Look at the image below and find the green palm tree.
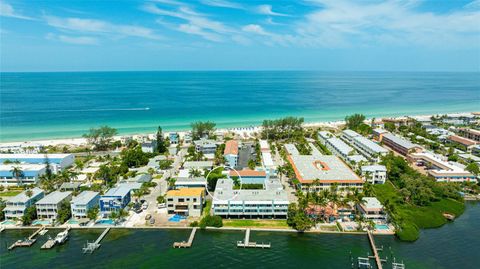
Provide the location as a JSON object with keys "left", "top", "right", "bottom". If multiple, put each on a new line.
{"left": 189, "top": 168, "right": 202, "bottom": 178}
{"left": 10, "top": 166, "right": 24, "bottom": 185}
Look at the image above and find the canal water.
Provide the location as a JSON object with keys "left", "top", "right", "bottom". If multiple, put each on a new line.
{"left": 1, "top": 202, "right": 478, "bottom": 269}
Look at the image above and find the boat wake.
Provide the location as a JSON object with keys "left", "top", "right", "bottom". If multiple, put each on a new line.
{"left": 10, "top": 107, "right": 151, "bottom": 113}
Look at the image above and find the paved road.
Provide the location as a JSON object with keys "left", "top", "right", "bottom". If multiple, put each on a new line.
{"left": 133, "top": 148, "right": 187, "bottom": 221}
{"left": 273, "top": 143, "right": 297, "bottom": 203}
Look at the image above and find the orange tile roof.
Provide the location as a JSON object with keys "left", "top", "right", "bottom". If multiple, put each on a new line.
{"left": 224, "top": 140, "right": 239, "bottom": 155}
{"left": 166, "top": 188, "right": 204, "bottom": 197}
{"left": 229, "top": 169, "right": 266, "bottom": 177}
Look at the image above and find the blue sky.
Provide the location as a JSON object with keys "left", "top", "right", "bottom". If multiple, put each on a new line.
{"left": 1, "top": 0, "right": 479, "bottom": 72}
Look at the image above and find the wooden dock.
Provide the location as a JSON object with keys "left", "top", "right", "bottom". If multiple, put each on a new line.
{"left": 173, "top": 227, "right": 197, "bottom": 248}
{"left": 8, "top": 226, "right": 45, "bottom": 250}
{"left": 237, "top": 229, "right": 270, "bottom": 249}
{"left": 367, "top": 231, "right": 383, "bottom": 269}
{"left": 82, "top": 227, "right": 111, "bottom": 254}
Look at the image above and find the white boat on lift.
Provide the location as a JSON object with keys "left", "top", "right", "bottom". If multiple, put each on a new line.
{"left": 55, "top": 230, "right": 69, "bottom": 244}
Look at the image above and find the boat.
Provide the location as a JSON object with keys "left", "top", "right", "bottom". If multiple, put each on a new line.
{"left": 443, "top": 212, "right": 455, "bottom": 221}
{"left": 54, "top": 230, "right": 69, "bottom": 244}
{"left": 39, "top": 229, "right": 48, "bottom": 236}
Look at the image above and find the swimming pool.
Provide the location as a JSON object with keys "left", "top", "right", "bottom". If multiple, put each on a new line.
{"left": 168, "top": 215, "right": 186, "bottom": 222}
{"left": 32, "top": 220, "right": 51, "bottom": 225}
{"left": 95, "top": 219, "right": 115, "bottom": 226}
{"left": 67, "top": 219, "right": 79, "bottom": 224}
{"left": 375, "top": 224, "right": 390, "bottom": 230}
{"left": 1, "top": 220, "right": 16, "bottom": 225}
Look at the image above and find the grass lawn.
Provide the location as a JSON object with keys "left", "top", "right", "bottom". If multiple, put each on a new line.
{"left": 373, "top": 181, "right": 465, "bottom": 241}
{"left": 223, "top": 219, "right": 289, "bottom": 229}
{"left": 202, "top": 200, "right": 212, "bottom": 217}
{"left": 0, "top": 190, "right": 22, "bottom": 197}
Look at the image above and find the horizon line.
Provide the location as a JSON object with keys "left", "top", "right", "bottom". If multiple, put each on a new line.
{"left": 1, "top": 69, "right": 479, "bottom": 74}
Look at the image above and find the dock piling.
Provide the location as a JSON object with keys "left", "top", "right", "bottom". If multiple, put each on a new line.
{"left": 236, "top": 228, "right": 271, "bottom": 249}
{"left": 173, "top": 227, "right": 197, "bottom": 248}
{"left": 82, "top": 227, "right": 111, "bottom": 254}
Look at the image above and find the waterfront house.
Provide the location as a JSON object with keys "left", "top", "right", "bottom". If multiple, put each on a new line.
{"left": 71, "top": 191, "right": 100, "bottom": 219}
{"left": 169, "top": 132, "right": 179, "bottom": 144}
{"left": 3, "top": 188, "right": 44, "bottom": 220}
{"left": 183, "top": 132, "right": 193, "bottom": 144}
{"left": 357, "top": 197, "right": 387, "bottom": 222}
{"left": 0, "top": 164, "right": 46, "bottom": 186}
{"left": 361, "top": 165, "right": 387, "bottom": 184}
{"left": 212, "top": 178, "right": 288, "bottom": 219}
{"left": 36, "top": 191, "right": 72, "bottom": 222}
{"left": 224, "top": 140, "right": 239, "bottom": 167}
{"left": 306, "top": 202, "right": 355, "bottom": 222}
{"left": 166, "top": 188, "right": 205, "bottom": 217}
{"left": 99, "top": 186, "right": 131, "bottom": 217}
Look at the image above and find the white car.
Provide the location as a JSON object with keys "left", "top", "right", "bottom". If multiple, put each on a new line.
{"left": 142, "top": 202, "right": 149, "bottom": 210}
{"left": 157, "top": 203, "right": 166, "bottom": 209}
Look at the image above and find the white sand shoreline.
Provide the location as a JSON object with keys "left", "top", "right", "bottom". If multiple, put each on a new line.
{"left": 0, "top": 111, "right": 475, "bottom": 148}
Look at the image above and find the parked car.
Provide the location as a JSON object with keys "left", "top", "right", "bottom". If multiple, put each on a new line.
{"left": 157, "top": 203, "right": 166, "bottom": 209}
{"left": 142, "top": 202, "right": 149, "bottom": 210}
{"left": 145, "top": 213, "right": 152, "bottom": 220}
{"left": 149, "top": 218, "right": 155, "bottom": 225}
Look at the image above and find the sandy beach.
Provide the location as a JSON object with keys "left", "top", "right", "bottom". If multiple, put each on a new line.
{"left": 0, "top": 111, "right": 475, "bottom": 149}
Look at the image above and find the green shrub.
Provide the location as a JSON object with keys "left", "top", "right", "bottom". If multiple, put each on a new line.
{"left": 199, "top": 215, "right": 223, "bottom": 229}
{"left": 190, "top": 221, "right": 199, "bottom": 227}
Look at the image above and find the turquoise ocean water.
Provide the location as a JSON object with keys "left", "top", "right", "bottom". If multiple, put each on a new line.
{"left": 1, "top": 71, "right": 479, "bottom": 142}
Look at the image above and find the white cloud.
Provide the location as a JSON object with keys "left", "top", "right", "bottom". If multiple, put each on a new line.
{"left": 294, "top": 0, "right": 480, "bottom": 47}
{"left": 201, "top": 0, "right": 244, "bottom": 10}
{"left": 46, "top": 33, "right": 98, "bottom": 45}
{"left": 256, "top": 4, "right": 289, "bottom": 17}
{"left": 143, "top": 3, "right": 236, "bottom": 41}
{"left": 242, "top": 24, "right": 268, "bottom": 35}
{"left": 44, "top": 15, "right": 161, "bottom": 40}
{"left": 178, "top": 24, "right": 223, "bottom": 41}
{"left": 0, "top": 2, "right": 34, "bottom": 20}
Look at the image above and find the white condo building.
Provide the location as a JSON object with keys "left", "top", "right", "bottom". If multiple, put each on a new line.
{"left": 0, "top": 164, "right": 46, "bottom": 186}
{"left": 212, "top": 178, "right": 289, "bottom": 219}
{"left": 342, "top": 130, "right": 388, "bottom": 162}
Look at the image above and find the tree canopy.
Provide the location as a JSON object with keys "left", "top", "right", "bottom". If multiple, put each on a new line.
{"left": 83, "top": 125, "right": 118, "bottom": 151}
{"left": 261, "top": 116, "right": 304, "bottom": 140}
{"left": 191, "top": 121, "right": 216, "bottom": 140}
{"left": 156, "top": 126, "right": 168, "bottom": 154}
{"left": 345, "top": 114, "right": 372, "bottom": 135}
